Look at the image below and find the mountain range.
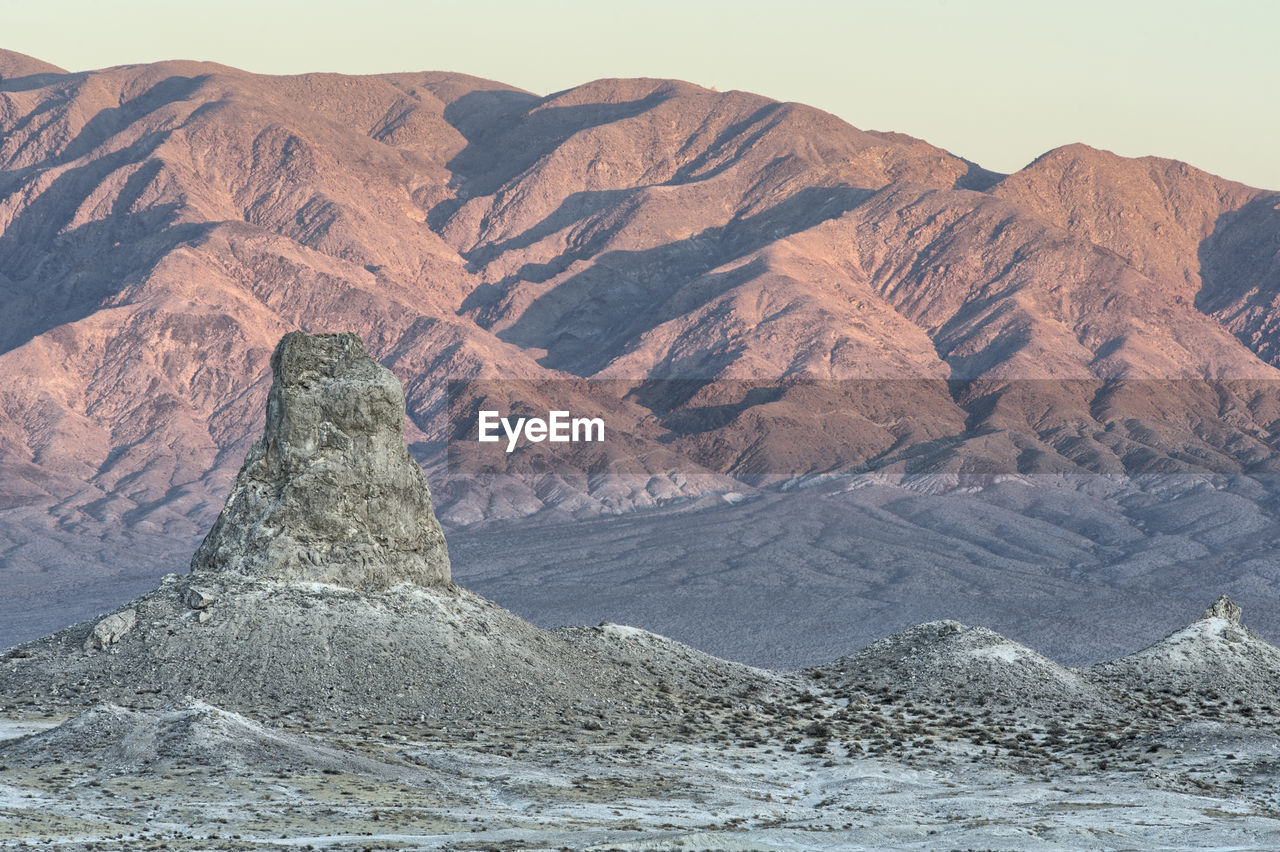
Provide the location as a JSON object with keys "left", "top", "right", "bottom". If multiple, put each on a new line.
{"left": 3, "top": 48, "right": 1280, "bottom": 654}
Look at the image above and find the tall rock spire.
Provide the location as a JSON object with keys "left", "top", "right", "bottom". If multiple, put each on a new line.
{"left": 190, "top": 331, "right": 450, "bottom": 589}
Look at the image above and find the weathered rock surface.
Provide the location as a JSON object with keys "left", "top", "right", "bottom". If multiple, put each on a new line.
{"left": 1202, "top": 594, "right": 1243, "bottom": 624}
{"left": 0, "top": 574, "right": 635, "bottom": 721}
{"left": 189, "top": 331, "right": 450, "bottom": 591}
{"left": 184, "top": 586, "right": 216, "bottom": 609}
{"left": 0, "top": 571, "right": 793, "bottom": 724}
{"left": 82, "top": 609, "right": 136, "bottom": 651}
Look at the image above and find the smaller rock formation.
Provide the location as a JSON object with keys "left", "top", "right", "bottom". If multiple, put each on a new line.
{"left": 1089, "top": 595, "right": 1280, "bottom": 709}
{"left": 185, "top": 587, "right": 216, "bottom": 609}
{"left": 189, "top": 332, "right": 450, "bottom": 590}
{"left": 83, "top": 610, "right": 136, "bottom": 651}
{"left": 1201, "top": 595, "right": 1243, "bottom": 625}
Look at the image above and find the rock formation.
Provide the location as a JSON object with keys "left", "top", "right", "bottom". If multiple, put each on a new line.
{"left": 0, "top": 331, "right": 782, "bottom": 723}
{"left": 1202, "top": 594, "right": 1244, "bottom": 624}
{"left": 189, "top": 331, "right": 450, "bottom": 591}
{"left": 814, "top": 620, "right": 1113, "bottom": 717}
{"left": 82, "top": 609, "right": 137, "bottom": 651}
{"left": 1089, "top": 595, "right": 1280, "bottom": 708}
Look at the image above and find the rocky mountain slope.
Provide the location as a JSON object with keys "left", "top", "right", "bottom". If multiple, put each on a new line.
{"left": 3, "top": 51, "right": 1279, "bottom": 506}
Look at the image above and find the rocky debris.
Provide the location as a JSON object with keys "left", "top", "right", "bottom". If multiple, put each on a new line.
{"left": 1202, "top": 594, "right": 1243, "bottom": 624}
{"left": 7, "top": 714, "right": 1280, "bottom": 852}
{"left": 184, "top": 586, "right": 216, "bottom": 609}
{"left": 189, "top": 331, "right": 450, "bottom": 592}
{"left": 7, "top": 583, "right": 1280, "bottom": 851}
{"left": 82, "top": 610, "right": 136, "bottom": 652}
{"left": 0, "top": 575, "right": 729, "bottom": 724}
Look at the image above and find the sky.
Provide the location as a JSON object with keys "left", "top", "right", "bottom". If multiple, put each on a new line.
{"left": 4, "top": 0, "right": 1277, "bottom": 189}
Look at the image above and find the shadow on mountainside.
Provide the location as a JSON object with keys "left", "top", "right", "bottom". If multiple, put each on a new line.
{"left": 0, "top": 137, "right": 213, "bottom": 354}
{"left": 0, "top": 216, "right": 211, "bottom": 356}
{"left": 952, "top": 159, "right": 1004, "bottom": 191}
{"left": 429, "top": 87, "right": 678, "bottom": 229}
{"left": 489, "top": 183, "right": 874, "bottom": 374}
{"left": 0, "top": 70, "right": 76, "bottom": 94}
{"left": 0, "top": 76, "right": 205, "bottom": 174}
{"left": 459, "top": 186, "right": 637, "bottom": 270}
{"left": 664, "top": 102, "right": 794, "bottom": 185}
{"left": 1197, "top": 194, "right": 1280, "bottom": 366}
{"left": 58, "top": 76, "right": 207, "bottom": 165}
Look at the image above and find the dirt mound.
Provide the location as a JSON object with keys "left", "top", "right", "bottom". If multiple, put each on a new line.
{"left": 1, "top": 575, "right": 672, "bottom": 723}
{"left": 0, "top": 700, "right": 395, "bottom": 775}
{"left": 556, "top": 622, "right": 795, "bottom": 698}
{"left": 816, "top": 620, "right": 1115, "bottom": 716}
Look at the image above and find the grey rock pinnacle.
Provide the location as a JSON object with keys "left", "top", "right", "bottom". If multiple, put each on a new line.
{"left": 189, "top": 331, "right": 450, "bottom": 589}
{"left": 1200, "top": 595, "right": 1243, "bottom": 625}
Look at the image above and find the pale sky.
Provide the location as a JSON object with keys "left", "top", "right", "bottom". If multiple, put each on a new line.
{"left": 4, "top": 0, "right": 1277, "bottom": 189}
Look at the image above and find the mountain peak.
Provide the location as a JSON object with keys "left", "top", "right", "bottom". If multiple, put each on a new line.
{"left": 0, "top": 49, "right": 67, "bottom": 80}
{"left": 1035, "top": 141, "right": 1111, "bottom": 161}
{"left": 1200, "top": 595, "right": 1243, "bottom": 625}
{"left": 1020, "top": 140, "right": 1233, "bottom": 184}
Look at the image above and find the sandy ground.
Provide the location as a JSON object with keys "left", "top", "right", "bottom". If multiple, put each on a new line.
{"left": 3, "top": 700, "right": 1280, "bottom": 851}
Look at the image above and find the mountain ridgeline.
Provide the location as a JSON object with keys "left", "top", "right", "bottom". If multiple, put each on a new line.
{"left": 3, "top": 50, "right": 1280, "bottom": 653}
{"left": 3, "top": 51, "right": 1280, "bottom": 521}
